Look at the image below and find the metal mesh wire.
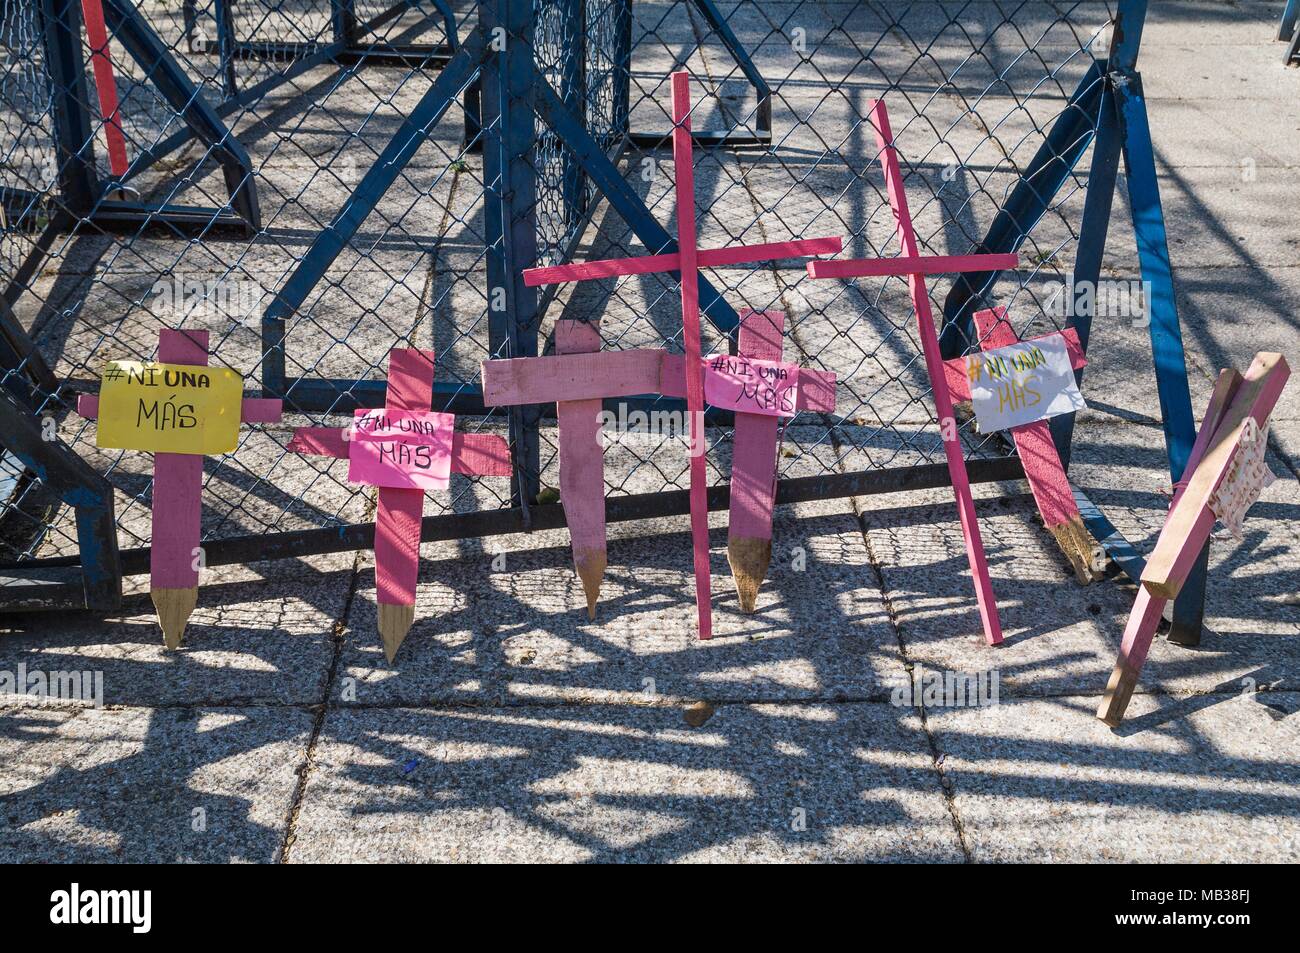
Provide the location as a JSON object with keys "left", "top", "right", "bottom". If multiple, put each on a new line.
{"left": 0, "top": 0, "right": 1114, "bottom": 580}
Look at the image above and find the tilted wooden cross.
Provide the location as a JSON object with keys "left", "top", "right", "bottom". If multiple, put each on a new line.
{"left": 519, "top": 69, "right": 841, "bottom": 638}
{"left": 805, "top": 98, "right": 1020, "bottom": 646}
{"left": 1098, "top": 352, "right": 1290, "bottom": 726}
{"left": 77, "top": 329, "right": 282, "bottom": 647}
{"left": 940, "top": 307, "right": 1096, "bottom": 583}
{"left": 480, "top": 312, "right": 836, "bottom": 624}
{"left": 289, "top": 348, "right": 511, "bottom": 662}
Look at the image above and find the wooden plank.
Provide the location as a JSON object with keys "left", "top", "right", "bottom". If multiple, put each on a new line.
{"left": 451, "top": 433, "right": 512, "bottom": 476}
{"left": 555, "top": 320, "right": 607, "bottom": 618}
{"left": 807, "top": 252, "right": 1018, "bottom": 281}
{"left": 1097, "top": 367, "right": 1245, "bottom": 726}
{"left": 1140, "top": 352, "right": 1289, "bottom": 599}
{"left": 240, "top": 398, "right": 282, "bottom": 423}
{"left": 374, "top": 348, "right": 435, "bottom": 662}
{"left": 287, "top": 426, "right": 348, "bottom": 459}
{"left": 150, "top": 329, "right": 207, "bottom": 649}
{"left": 673, "top": 70, "right": 713, "bottom": 640}
{"left": 523, "top": 236, "right": 843, "bottom": 287}
{"left": 1097, "top": 587, "right": 1166, "bottom": 728}
{"left": 727, "top": 310, "right": 784, "bottom": 612}
{"left": 870, "top": 99, "right": 1002, "bottom": 645}
{"left": 482, "top": 349, "right": 664, "bottom": 406}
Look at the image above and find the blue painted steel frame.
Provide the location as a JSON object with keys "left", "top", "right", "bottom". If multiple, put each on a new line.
{"left": 940, "top": 57, "right": 1107, "bottom": 358}
{"left": 0, "top": 389, "right": 121, "bottom": 611}
{"left": 260, "top": 29, "right": 487, "bottom": 401}
{"left": 952, "top": 0, "right": 1206, "bottom": 643}
{"left": 100, "top": 0, "right": 260, "bottom": 221}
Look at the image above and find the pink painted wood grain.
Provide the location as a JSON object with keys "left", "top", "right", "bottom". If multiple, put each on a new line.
{"left": 807, "top": 252, "right": 1018, "bottom": 280}
{"left": 523, "top": 236, "right": 843, "bottom": 287}
{"left": 555, "top": 321, "right": 606, "bottom": 555}
{"left": 672, "top": 70, "right": 712, "bottom": 640}
{"left": 1108, "top": 367, "right": 1249, "bottom": 694}
{"left": 151, "top": 330, "right": 208, "bottom": 590}
{"left": 482, "top": 349, "right": 664, "bottom": 405}
{"left": 484, "top": 349, "right": 836, "bottom": 412}
{"left": 374, "top": 349, "right": 434, "bottom": 608}
{"left": 1142, "top": 354, "right": 1289, "bottom": 595}
{"left": 869, "top": 99, "right": 1002, "bottom": 645}
{"left": 728, "top": 310, "right": 785, "bottom": 542}
{"left": 240, "top": 398, "right": 282, "bottom": 423}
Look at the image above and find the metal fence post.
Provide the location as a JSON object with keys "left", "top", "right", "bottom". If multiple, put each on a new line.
{"left": 482, "top": 0, "right": 541, "bottom": 515}
{"left": 38, "top": 0, "right": 98, "bottom": 220}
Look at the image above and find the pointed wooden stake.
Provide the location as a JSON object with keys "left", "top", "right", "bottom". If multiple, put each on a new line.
{"left": 1049, "top": 514, "right": 1097, "bottom": 585}
{"left": 289, "top": 348, "right": 511, "bottom": 663}
{"left": 378, "top": 602, "right": 415, "bottom": 663}
{"left": 77, "top": 329, "right": 282, "bottom": 648}
{"left": 727, "top": 536, "right": 771, "bottom": 613}
{"left": 555, "top": 320, "right": 609, "bottom": 620}
{"left": 574, "top": 547, "right": 606, "bottom": 619}
{"left": 152, "top": 587, "right": 198, "bottom": 650}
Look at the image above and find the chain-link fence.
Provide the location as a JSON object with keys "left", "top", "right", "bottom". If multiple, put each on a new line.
{"left": 0, "top": 0, "right": 1120, "bottom": 607}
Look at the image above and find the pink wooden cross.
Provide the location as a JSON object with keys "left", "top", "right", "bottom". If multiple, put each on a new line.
{"left": 480, "top": 317, "right": 836, "bottom": 625}
{"left": 805, "top": 99, "right": 1020, "bottom": 647}
{"left": 940, "top": 307, "right": 1095, "bottom": 583}
{"left": 725, "top": 309, "right": 836, "bottom": 612}
{"left": 288, "top": 348, "right": 511, "bottom": 662}
{"left": 1098, "top": 353, "right": 1289, "bottom": 726}
{"left": 521, "top": 70, "right": 842, "bottom": 639}
{"left": 76, "top": 329, "right": 282, "bottom": 647}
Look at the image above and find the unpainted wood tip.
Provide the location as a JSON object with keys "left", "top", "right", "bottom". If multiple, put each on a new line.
{"left": 377, "top": 602, "right": 416, "bottom": 663}
{"left": 151, "top": 587, "right": 198, "bottom": 649}
{"left": 1097, "top": 660, "right": 1137, "bottom": 728}
{"left": 1047, "top": 514, "right": 1099, "bottom": 585}
{"left": 573, "top": 548, "right": 606, "bottom": 620}
{"left": 727, "top": 536, "right": 772, "bottom": 613}
{"left": 1140, "top": 576, "right": 1181, "bottom": 601}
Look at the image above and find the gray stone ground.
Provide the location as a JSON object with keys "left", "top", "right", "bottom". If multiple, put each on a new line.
{"left": 2, "top": 1, "right": 1299, "bottom": 862}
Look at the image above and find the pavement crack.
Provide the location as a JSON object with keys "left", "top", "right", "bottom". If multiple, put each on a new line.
{"left": 277, "top": 520, "right": 369, "bottom": 863}
{"left": 849, "top": 499, "right": 974, "bottom": 862}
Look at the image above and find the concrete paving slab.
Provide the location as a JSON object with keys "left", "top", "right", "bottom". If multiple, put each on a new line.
{"left": 285, "top": 701, "right": 962, "bottom": 862}
{"left": 0, "top": 552, "right": 353, "bottom": 706}
{"left": 929, "top": 692, "right": 1300, "bottom": 863}
{"left": 330, "top": 493, "right": 902, "bottom": 707}
{"left": 0, "top": 705, "right": 313, "bottom": 863}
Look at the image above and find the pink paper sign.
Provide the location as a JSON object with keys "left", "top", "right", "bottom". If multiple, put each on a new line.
{"left": 348, "top": 409, "right": 453, "bottom": 490}
{"left": 703, "top": 354, "right": 800, "bottom": 417}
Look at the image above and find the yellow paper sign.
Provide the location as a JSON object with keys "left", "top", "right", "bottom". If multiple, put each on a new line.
{"left": 97, "top": 361, "right": 244, "bottom": 455}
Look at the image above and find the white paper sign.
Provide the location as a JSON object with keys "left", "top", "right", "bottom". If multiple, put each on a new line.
{"left": 966, "top": 334, "right": 1086, "bottom": 433}
{"left": 1209, "top": 417, "right": 1276, "bottom": 540}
